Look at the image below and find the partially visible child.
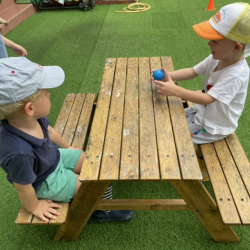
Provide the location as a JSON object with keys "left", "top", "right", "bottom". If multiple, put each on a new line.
{"left": 152, "top": 2, "right": 250, "bottom": 181}
{"left": 0, "top": 17, "right": 27, "bottom": 58}
{"left": 0, "top": 57, "right": 134, "bottom": 222}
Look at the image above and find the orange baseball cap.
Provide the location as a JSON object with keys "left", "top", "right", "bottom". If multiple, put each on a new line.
{"left": 193, "top": 20, "right": 225, "bottom": 40}
{"left": 192, "top": 2, "right": 250, "bottom": 43}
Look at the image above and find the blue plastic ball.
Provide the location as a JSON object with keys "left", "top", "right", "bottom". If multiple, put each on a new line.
{"left": 153, "top": 70, "right": 164, "bottom": 81}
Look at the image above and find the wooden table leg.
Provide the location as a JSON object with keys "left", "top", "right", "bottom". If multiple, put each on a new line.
{"left": 54, "top": 181, "right": 111, "bottom": 241}
{"left": 170, "top": 180, "right": 240, "bottom": 242}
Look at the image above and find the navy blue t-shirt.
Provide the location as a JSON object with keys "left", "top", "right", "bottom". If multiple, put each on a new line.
{"left": 0, "top": 117, "right": 60, "bottom": 190}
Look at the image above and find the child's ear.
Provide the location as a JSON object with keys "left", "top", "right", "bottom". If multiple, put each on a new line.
{"left": 24, "top": 102, "right": 34, "bottom": 116}
{"left": 234, "top": 42, "right": 243, "bottom": 53}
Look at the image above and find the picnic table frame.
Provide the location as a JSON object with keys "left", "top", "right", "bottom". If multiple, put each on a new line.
{"left": 53, "top": 57, "right": 240, "bottom": 242}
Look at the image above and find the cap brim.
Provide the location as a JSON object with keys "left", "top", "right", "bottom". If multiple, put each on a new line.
{"left": 40, "top": 66, "right": 65, "bottom": 89}
{"left": 193, "top": 20, "right": 225, "bottom": 40}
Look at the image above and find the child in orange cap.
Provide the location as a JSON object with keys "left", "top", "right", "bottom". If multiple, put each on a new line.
{"left": 152, "top": 2, "right": 250, "bottom": 181}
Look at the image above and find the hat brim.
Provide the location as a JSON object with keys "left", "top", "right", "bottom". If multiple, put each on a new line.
{"left": 193, "top": 20, "right": 226, "bottom": 40}
{"left": 40, "top": 66, "right": 65, "bottom": 89}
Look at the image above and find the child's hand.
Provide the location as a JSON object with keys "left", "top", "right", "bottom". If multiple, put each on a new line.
{"left": 11, "top": 44, "right": 27, "bottom": 57}
{"left": 31, "top": 199, "right": 62, "bottom": 223}
{"left": 152, "top": 72, "right": 178, "bottom": 97}
{"left": 151, "top": 67, "right": 168, "bottom": 82}
{"left": 68, "top": 146, "right": 83, "bottom": 151}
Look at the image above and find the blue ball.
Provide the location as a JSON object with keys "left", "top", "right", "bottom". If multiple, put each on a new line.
{"left": 153, "top": 70, "right": 164, "bottom": 81}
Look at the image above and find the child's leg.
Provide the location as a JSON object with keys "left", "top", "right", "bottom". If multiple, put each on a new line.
{"left": 73, "top": 174, "right": 82, "bottom": 198}
{"left": 73, "top": 151, "right": 85, "bottom": 175}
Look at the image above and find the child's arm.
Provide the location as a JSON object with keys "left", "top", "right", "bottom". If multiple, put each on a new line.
{"left": 152, "top": 72, "right": 216, "bottom": 105}
{"left": 48, "top": 126, "right": 81, "bottom": 150}
{"left": 152, "top": 67, "right": 199, "bottom": 82}
{"left": 1, "top": 35, "right": 27, "bottom": 56}
{"left": 13, "top": 182, "right": 62, "bottom": 222}
{"left": 48, "top": 126, "right": 70, "bottom": 148}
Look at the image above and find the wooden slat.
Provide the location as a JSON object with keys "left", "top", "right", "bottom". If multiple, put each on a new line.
{"left": 54, "top": 94, "right": 76, "bottom": 136}
{"left": 15, "top": 205, "right": 33, "bottom": 225}
{"left": 62, "top": 94, "right": 86, "bottom": 145}
{"left": 187, "top": 100, "right": 241, "bottom": 224}
{"left": 71, "top": 93, "right": 95, "bottom": 149}
{"left": 214, "top": 139, "right": 250, "bottom": 224}
{"left": 120, "top": 58, "right": 139, "bottom": 180}
{"left": 99, "top": 58, "right": 127, "bottom": 180}
{"left": 139, "top": 57, "right": 160, "bottom": 180}
{"left": 161, "top": 57, "right": 201, "bottom": 180}
{"left": 201, "top": 143, "right": 241, "bottom": 224}
{"left": 96, "top": 199, "right": 190, "bottom": 210}
{"left": 80, "top": 58, "right": 116, "bottom": 181}
{"left": 226, "top": 133, "right": 250, "bottom": 197}
{"left": 150, "top": 57, "right": 180, "bottom": 180}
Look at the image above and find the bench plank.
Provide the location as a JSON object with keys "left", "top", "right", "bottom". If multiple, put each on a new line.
{"left": 226, "top": 133, "right": 250, "bottom": 197}
{"left": 201, "top": 143, "right": 241, "bottom": 224}
{"left": 214, "top": 139, "right": 250, "bottom": 224}
{"left": 187, "top": 100, "right": 241, "bottom": 224}
{"left": 139, "top": 57, "right": 159, "bottom": 180}
{"left": 15, "top": 205, "right": 33, "bottom": 225}
{"left": 120, "top": 58, "right": 139, "bottom": 180}
{"left": 150, "top": 57, "right": 180, "bottom": 180}
{"left": 62, "top": 94, "right": 86, "bottom": 145}
{"left": 71, "top": 93, "right": 96, "bottom": 149}
{"left": 80, "top": 58, "right": 116, "bottom": 181}
{"left": 162, "top": 57, "right": 201, "bottom": 180}
{"left": 54, "top": 94, "right": 76, "bottom": 136}
{"left": 100, "top": 58, "right": 127, "bottom": 180}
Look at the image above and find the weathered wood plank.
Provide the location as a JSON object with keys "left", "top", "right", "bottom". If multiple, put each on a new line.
{"left": 96, "top": 199, "right": 190, "bottom": 210}
{"left": 139, "top": 57, "right": 160, "bottom": 180}
{"left": 201, "top": 143, "right": 241, "bottom": 224}
{"left": 62, "top": 94, "right": 85, "bottom": 145}
{"left": 120, "top": 58, "right": 139, "bottom": 180}
{"left": 187, "top": 100, "right": 241, "bottom": 224}
{"left": 150, "top": 57, "right": 180, "bottom": 180}
{"left": 80, "top": 58, "right": 116, "bottom": 181}
{"left": 71, "top": 93, "right": 96, "bottom": 149}
{"left": 161, "top": 57, "right": 201, "bottom": 180}
{"left": 226, "top": 133, "right": 250, "bottom": 197}
{"left": 49, "top": 202, "right": 70, "bottom": 225}
{"left": 15, "top": 205, "right": 33, "bottom": 225}
{"left": 54, "top": 94, "right": 76, "bottom": 136}
{"left": 214, "top": 139, "right": 250, "bottom": 225}
{"left": 100, "top": 58, "right": 127, "bottom": 180}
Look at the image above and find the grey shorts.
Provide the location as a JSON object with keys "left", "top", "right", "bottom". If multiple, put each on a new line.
{"left": 185, "top": 105, "right": 227, "bottom": 144}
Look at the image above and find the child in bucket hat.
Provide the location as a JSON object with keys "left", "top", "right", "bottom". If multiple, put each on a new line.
{"left": 0, "top": 57, "right": 134, "bottom": 222}
{"left": 151, "top": 2, "right": 250, "bottom": 181}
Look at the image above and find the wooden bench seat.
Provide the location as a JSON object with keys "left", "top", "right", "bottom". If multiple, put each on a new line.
{"left": 186, "top": 98, "right": 250, "bottom": 225}
{"left": 16, "top": 93, "right": 95, "bottom": 225}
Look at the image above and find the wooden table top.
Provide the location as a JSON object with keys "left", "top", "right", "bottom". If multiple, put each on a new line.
{"left": 80, "top": 57, "right": 202, "bottom": 182}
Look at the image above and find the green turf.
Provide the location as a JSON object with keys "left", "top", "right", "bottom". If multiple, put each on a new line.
{"left": 1, "top": 0, "right": 250, "bottom": 249}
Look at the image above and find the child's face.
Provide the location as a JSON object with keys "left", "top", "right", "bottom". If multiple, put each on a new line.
{"left": 33, "top": 89, "right": 51, "bottom": 118}
{"left": 208, "top": 39, "right": 236, "bottom": 60}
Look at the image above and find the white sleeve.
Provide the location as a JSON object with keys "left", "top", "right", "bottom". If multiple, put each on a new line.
{"left": 194, "top": 55, "right": 213, "bottom": 75}
{"left": 207, "top": 74, "right": 242, "bottom": 105}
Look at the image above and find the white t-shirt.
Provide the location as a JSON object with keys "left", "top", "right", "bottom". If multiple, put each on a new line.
{"left": 193, "top": 54, "right": 250, "bottom": 135}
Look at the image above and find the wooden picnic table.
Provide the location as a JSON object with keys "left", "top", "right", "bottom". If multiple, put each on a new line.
{"left": 53, "top": 57, "right": 240, "bottom": 242}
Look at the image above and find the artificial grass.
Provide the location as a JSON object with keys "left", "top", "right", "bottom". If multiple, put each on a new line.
{"left": 1, "top": 0, "right": 250, "bottom": 249}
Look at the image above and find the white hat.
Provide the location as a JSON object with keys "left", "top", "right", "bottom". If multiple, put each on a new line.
{"left": 193, "top": 2, "right": 250, "bottom": 57}
{"left": 0, "top": 57, "right": 65, "bottom": 105}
